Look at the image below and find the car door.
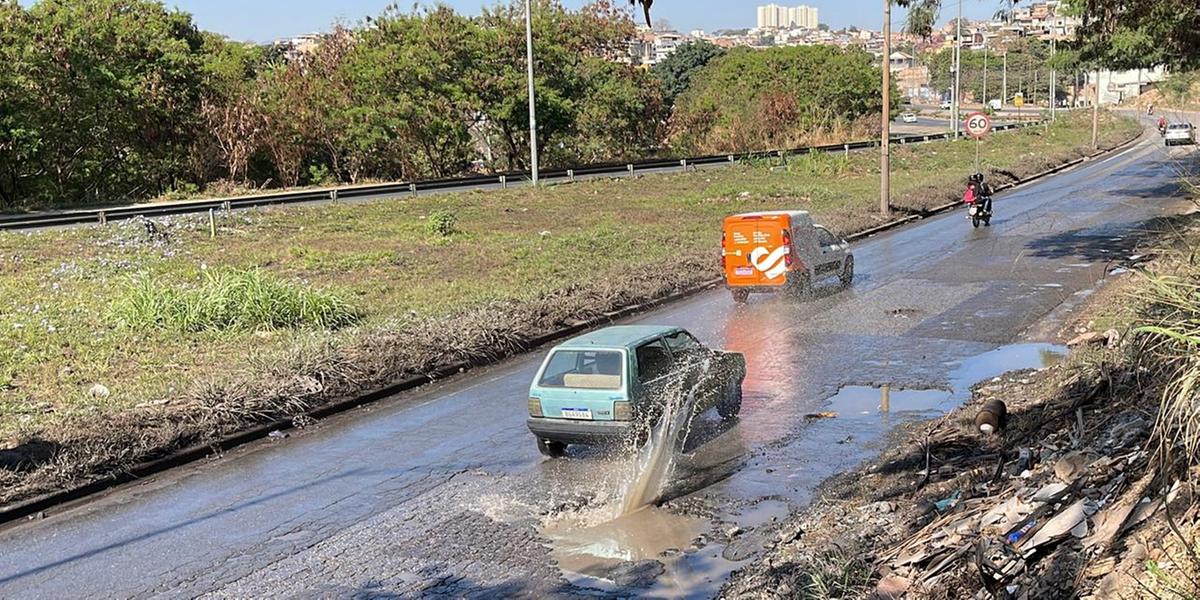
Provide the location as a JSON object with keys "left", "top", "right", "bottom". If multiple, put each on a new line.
{"left": 634, "top": 337, "right": 682, "bottom": 418}
{"left": 663, "top": 329, "right": 722, "bottom": 410}
{"left": 812, "top": 226, "right": 844, "bottom": 275}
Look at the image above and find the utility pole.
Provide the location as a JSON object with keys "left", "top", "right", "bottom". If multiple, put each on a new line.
{"left": 1002, "top": 52, "right": 1008, "bottom": 106}
{"left": 1050, "top": 36, "right": 1057, "bottom": 119}
{"left": 524, "top": 0, "right": 539, "bottom": 185}
{"left": 880, "top": 0, "right": 891, "bottom": 215}
{"left": 983, "top": 45, "right": 989, "bottom": 107}
{"left": 1092, "top": 69, "right": 1100, "bottom": 148}
{"left": 952, "top": 0, "right": 962, "bottom": 138}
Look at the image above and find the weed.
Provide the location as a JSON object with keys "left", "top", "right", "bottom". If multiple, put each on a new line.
{"left": 426, "top": 209, "right": 459, "bottom": 237}
{"left": 111, "top": 268, "right": 361, "bottom": 332}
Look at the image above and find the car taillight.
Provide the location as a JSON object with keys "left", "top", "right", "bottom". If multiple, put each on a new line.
{"left": 613, "top": 401, "right": 632, "bottom": 421}
{"left": 781, "top": 230, "right": 793, "bottom": 267}
{"left": 528, "top": 398, "right": 543, "bottom": 417}
{"left": 720, "top": 231, "right": 727, "bottom": 269}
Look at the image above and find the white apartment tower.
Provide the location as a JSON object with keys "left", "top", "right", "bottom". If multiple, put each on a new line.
{"left": 757, "top": 4, "right": 819, "bottom": 29}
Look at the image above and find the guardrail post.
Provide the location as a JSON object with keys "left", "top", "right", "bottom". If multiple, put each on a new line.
{"left": 499, "top": 175, "right": 507, "bottom": 189}
{"left": 222, "top": 200, "right": 231, "bottom": 214}
{"left": 777, "top": 150, "right": 786, "bottom": 165}
{"left": 843, "top": 144, "right": 850, "bottom": 156}
{"left": 900, "top": 137, "right": 907, "bottom": 145}
{"left": 627, "top": 164, "right": 634, "bottom": 176}
{"left": 679, "top": 158, "right": 687, "bottom": 172}
{"left": 924, "top": 135, "right": 931, "bottom": 142}
{"left": 208, "top": 208, "right": 216, "bottom": 238}
{"left": 409, "top": 183, "right": 418, "bottom": 198}
{"left": 567, "top": 169, "right": 575, "bottom": 182}
{"left": 330, "top": 188, "right": 339, "bottom": 203}
{"left": 728, "top": 155, "right": 735, "bottom": 163}
{"left": 98, "top": 211, "right": 107, "bottom": 226}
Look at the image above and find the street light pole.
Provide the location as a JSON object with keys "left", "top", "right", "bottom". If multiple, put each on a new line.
{"left": 983, "top": 44, "right": 988, "bottom": 107}
{"left": 880, "top": 0, "right": 891, "bottom": 215}
{"left": 524, "top": 0, "right": 539, "bottom": 185}
{"left": 1050, "top": 36, "right": 1057, "bottom": 120}
{"left": 1002, "top": 51, "right": 1008, "bottom": 106}
{"left": 952, "top": 0, "right": 963, "bottom": 138}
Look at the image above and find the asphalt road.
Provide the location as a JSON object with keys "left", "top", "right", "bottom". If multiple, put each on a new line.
{"left": 0, "top": 132, "right": 1193, "bottom": 599}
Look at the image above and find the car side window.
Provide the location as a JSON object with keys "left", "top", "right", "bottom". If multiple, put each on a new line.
{"left": 664, "top": 331, "right": 702, "bottom": 355}
{"left": 814, "top": 226, "right": 836, "bottom": 247}
{"left": 636, "top": 339, "right": 673, "bottom": 383}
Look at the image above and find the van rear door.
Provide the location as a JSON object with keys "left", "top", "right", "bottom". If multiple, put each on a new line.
{"left": 724, "top": 216, "right": 788, "bottom": 287}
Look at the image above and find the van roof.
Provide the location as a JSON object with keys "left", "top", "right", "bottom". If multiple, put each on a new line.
{"left": 556, "top": 325, "right": 681, "bottom": 350}
{"left": 725, "top": 210, "right": 813, "bottom": 225}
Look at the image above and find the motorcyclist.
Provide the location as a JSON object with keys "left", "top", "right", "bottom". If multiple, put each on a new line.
{"left": 1158, "top": 115, "right": 1168, "bottom": 133}
{"left": 963, "top": 173, "right": 993, "bottom": 215}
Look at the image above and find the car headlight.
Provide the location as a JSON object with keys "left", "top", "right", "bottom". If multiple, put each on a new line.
{"left": 528, "top": 398, "right": 543, "bottom": 417}
{"left": 614, "top": 401, "right": 632, "bottom": 421}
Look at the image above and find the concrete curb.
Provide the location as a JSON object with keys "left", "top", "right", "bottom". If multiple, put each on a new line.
{"left": 0, "top": 128, "right": 1146, "bottom": 528}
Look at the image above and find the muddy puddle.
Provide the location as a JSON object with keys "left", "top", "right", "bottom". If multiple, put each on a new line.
{"left": 534, "top": 343, "right": 1068, "bottom": 597}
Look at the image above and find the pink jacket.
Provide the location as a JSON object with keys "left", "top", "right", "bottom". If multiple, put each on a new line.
{"left": 962, "top": 184, "right": 977, "bottom": 204}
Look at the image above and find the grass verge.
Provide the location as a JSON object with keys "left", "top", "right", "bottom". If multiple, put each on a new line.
{"left": 0, "top": 112, "right": 1139, "bottom": 506}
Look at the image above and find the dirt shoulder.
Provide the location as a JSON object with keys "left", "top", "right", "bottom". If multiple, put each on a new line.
{"left": 721, "top": 216, "right": 1200, "bottom": 600}
{"left": 0, "top": 113, "right": 1140, "bottom": 511}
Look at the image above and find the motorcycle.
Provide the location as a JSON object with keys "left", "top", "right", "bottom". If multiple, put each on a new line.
{"left": 967, "top": 195, "right": 992, "bottom": 228}
{"left": 1159, "top": 122, "right": 1168, "bottom": 136}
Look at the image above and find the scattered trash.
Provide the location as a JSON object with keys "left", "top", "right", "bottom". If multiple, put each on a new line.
{"left": 87, "top": 383, "right": 110, "bottom": 399}
{"left": 267, "top": 430, "right": 289, "bottom": 440}
{"left": 933, "top": 490, "right": 961, "bottom": 513}
{"left": 975, "top": 399, "right": 1007, "bottom": 434}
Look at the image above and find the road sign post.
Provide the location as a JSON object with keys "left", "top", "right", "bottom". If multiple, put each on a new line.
{"left": 965, "top": 112, "right": 993, "bottom": 174}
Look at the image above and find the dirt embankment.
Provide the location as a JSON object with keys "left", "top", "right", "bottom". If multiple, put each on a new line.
{"left": 0, "top": 117, "right": 1144, "bottom": 514}
{"left": 722, "top": 218, "right": 1200, "bottom": 600}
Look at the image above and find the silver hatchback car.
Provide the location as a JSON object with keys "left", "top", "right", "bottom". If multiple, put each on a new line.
{"left": 1165, "top": 122, "right": 1196, "bottom": 146}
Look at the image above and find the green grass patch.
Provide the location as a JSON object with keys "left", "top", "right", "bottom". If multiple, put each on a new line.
{"left": 111, "top": 268, "right": 360, "bottom": 332}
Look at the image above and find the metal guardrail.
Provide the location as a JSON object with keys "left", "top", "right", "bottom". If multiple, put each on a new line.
{"left": 0, "top": 122, "right": 1036, "bottom": 231}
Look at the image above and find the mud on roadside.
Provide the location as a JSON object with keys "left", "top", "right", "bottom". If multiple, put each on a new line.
{"left": 721, "top": 220, "right": 1200, "bottom": 600}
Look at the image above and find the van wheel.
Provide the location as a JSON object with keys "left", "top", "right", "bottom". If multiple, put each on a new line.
{"left": 717, "top": 380, "right": 743, "bottom": 420}
{"left": 536, "top": 438, "right": 567, "bottom": 458}
{"left": 731, "top": 289, "right": 750, "bottom": 303}
{"left": 839, "top": 256, "right": 855, "bottom": 287}
{"left": 787, "top": 272, "right": 811, "bottom": 298}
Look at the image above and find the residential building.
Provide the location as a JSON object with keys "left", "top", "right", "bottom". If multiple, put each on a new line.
{"left": 756, "top": 4, "right": 819, "bottom": 29}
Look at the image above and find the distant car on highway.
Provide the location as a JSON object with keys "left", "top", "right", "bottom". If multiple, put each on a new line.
{"left": 1164, "top": 122, "right": 1196, "bottom": 146}
{"left": 940, "top": 99, "right": 953, "bottom": 110}
{"left": 721, "top": 211, "right": 853, "bottom": 303}
{"left": 900, "top": 112, "right": 918, "bottom": 123}
{"left": 526, "top": 326, "right": 746, "bottom": 457}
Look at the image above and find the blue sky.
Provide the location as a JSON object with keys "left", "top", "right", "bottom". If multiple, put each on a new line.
{"left": 154, "top": 0, "right": 1002, "bottom": 43}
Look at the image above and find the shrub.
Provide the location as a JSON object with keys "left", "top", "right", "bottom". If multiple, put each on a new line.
{"left": 112, "top": 268, "right": 361, "bottom": 332}
{"left": 426, "top": 209, "right": 459, "bottom": 238}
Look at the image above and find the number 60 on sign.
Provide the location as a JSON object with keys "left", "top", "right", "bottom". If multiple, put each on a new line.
{"left": 965, "top": 112, "right": 992, "bottom": 139}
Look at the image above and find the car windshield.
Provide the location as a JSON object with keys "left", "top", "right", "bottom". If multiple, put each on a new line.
{"left": 1168, "top": 124, "right": 1191, "bottom": 130}
{"left": 538, "top": 350, "right": 623, "bottom": 390}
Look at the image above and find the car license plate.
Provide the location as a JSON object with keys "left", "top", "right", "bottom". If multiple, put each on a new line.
{"left": 735, "top": 267, "right": 754, "bottom": 276}
{"left": 560, "top": 408, "right": 593, "bottom": 420}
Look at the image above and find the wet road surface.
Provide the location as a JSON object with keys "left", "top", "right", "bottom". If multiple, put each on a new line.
{"left": 0, "top": 134, "right": 1194, "bottom": 598}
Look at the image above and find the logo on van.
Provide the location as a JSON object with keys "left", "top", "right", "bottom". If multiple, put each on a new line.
{"left": 749, "top": 245, "right": 790, "bottom": 279}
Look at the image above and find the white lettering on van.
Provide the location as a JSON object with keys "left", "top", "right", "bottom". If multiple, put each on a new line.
{"left": 749, "top": 246, "right": 790, "bottom": 279}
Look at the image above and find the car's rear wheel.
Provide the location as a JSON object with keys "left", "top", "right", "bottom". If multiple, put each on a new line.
{"left": 536, "top": 438, "right": 567, "bottom": 458}
{"left": 787, "top": 271, "right": 811, "bottom": 298}
{"left": 731, "top": 288, "right": 750, "bottom": 304}
{"left": 839, "top": 256, "right": 855, "bottom": 287}
{"left": 717, "top": 380, "right": 742, "bottom": 420}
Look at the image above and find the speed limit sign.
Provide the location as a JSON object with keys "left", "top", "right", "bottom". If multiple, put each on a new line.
{"left": 965, "top": 112, "right": 992, "bottom": 139}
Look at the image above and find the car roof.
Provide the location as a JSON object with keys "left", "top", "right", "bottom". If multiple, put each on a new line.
{"left": 726, "top": 210, "right": 813, "bottom": 224}
{"left": 556, "top": 325, "right": 682, "bottom": 350}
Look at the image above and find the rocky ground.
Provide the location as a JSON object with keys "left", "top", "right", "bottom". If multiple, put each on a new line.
{"left": 720, "top": 222, "right": 1200, "bottom": 600}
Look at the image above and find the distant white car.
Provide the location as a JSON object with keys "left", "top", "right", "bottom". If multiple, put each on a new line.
{"left": 1164, "top": 123, "right": 1196, "bottom": 146}
{"left": 940, "top": 100, "right": 953, "bottom": 110}
{"left": 900, "top": 113, "right": 918, "bottom": 123}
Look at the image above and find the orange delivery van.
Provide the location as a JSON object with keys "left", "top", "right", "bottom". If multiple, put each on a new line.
{"left": 720, "top": 211, "right": 855, "bottom": 303}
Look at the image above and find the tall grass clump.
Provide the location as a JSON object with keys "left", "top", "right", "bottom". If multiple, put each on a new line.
{"left": 113, "top": 268, "right": 361, "bottom": 332}
{"left": 1136, "top": 253, "right": 1200, "bottom": 466}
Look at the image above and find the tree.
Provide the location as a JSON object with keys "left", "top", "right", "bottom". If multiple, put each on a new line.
{"left": 651, "top": 40, "right": 725, "bottom": 106}
{"left": 1071, "top": 0, "right": 1200, "bottom": 70}
{"left": 670, "top": 46, "right": 886, "bottom": 153}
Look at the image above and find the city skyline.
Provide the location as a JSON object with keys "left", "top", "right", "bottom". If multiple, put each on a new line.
{"left": 109, "top": 0, "right": 1004, "bottom": 43}
{"left": 756, "top": 4, "right": 820, "bottom": 30}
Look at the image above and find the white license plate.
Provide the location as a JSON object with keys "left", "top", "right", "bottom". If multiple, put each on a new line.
{"left": 560, "top": 408, "right": 593, "bottom": 420}
{"left": 735, "top": 267, "right": 754, "bottom": 276}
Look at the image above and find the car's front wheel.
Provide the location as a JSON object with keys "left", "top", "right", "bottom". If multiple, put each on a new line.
{"left": 717, "top": 380, "right": 743, "bottom": 420}
{"left": 839, "top": 256, "right": 855, "bottom": 287}
{"left": 536, "top": 437, "right": 567, "bottom": 458}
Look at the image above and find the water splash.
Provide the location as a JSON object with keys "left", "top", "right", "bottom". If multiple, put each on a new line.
{"left": 619, "top": 361, "right": 708, "bottom": 515}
